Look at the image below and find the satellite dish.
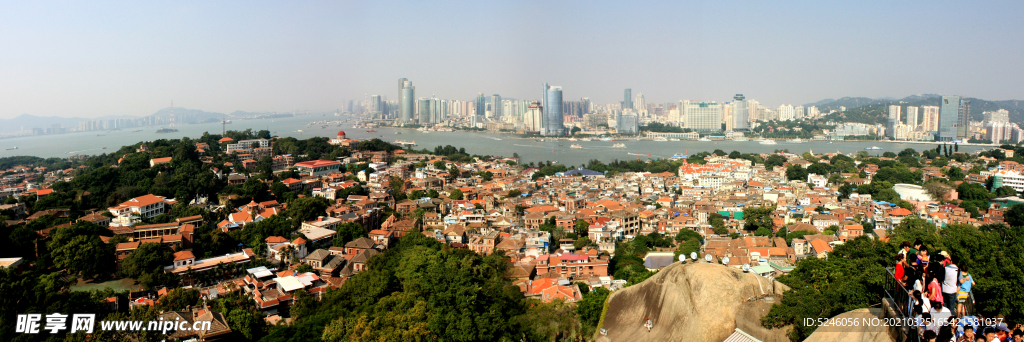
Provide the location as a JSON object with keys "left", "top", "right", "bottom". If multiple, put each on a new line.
{"left": 690, "top": 252, "right": 698, "bottom": 260}
{"left": 742, "top": 264, "right": 750, "bottom": 272}
{"left": 678, "top": 254, "right": 686, "bottom": 263}
{"left": 722, "top": 257, "right": 730, "bottom": 265}
{"left": 704, "top": 254, "right": 713, "bottom": 262}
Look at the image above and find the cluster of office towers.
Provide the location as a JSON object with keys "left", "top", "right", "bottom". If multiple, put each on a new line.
{"left": 886, "top": 95, "right": 977, "bottom": 141}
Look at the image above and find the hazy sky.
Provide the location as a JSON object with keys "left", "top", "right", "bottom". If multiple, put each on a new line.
{"left": 2, "top": 1, "right": 1022, "bottom": 118}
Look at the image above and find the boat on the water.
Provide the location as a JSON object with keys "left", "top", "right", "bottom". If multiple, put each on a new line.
{"left": 865, "top": 146, "right": 883, "bottom": 150}
{"left": 612, "top": 143, "right": 626, "bottom": 148}
{"left": 759, "top": 139, "right": 777, "bottom": 145}
{"left": 5, "top": 146, "right": 16, "bottom": 150}
{"left": 570, "top": 144, "right": 582, "bottom": 149}
{"left": 653, "top": 137, "right": 668, "bottom": 142}
{"left": 698, "top": 137, "right": 712, "bottom": 142}
{"left": 789, "top": 138, "right": 804, "bottom": 143}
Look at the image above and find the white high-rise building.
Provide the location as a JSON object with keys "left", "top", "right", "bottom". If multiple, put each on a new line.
{"left": 906, "top": 106, "right": 919, "bottom": 131}
{"left": 794, "top": 105, "right": 805, "bottom": 120}
{"left": 807, "top": 106, "right": 820, "bottom": 118}
{"left": 922, "top": 106, "right": 940, "bottom": 132}
{"left": 777, "top": 104, "right": 795, "bottom": 121}
{"left": 985, "top": 109, "right": 1010, "bottom": 124}
{"left": 683, "top": 101, "right": 723, "bottom": 132}
{"left": 635, "top": 93, "right": 646, "bottom": 112}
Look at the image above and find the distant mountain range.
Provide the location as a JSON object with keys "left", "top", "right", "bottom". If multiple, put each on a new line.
{"left": 808, "top": 94, "right": 1024, "bottom": 125}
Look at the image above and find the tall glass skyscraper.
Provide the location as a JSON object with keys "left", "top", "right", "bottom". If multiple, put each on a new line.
{"left": 491, "top": 94, "right": 502, "bottom": 118}
{"left": 957, "top": 100, "right": 971, "bottom": 140}
{"left": 399, "top": 79, "right": 414, "bottom": 122}
{"left": 543, "top": 83, "right": 563, "bottom": 136}
{"left": 623, "top": 88, "right": 632, "bottom": 109}
{"left": 939, "top": 95, "right": 961, "bottom": 141}
{"left": 475, "top": 93, "right": 486, "bottom": 119}
{"left": 732, "top": 94, "right": 748, "bottom": 130}
{"left": 418, "top": 98, "right": 431, "bottom": 124}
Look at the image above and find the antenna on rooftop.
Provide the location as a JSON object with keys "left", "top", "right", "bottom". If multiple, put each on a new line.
{"left": 678, "top": 254, "right": 686, "bottom": 263}
{"left": 742, "top": 264, "right": 750, "bottom": 272}
{"left": 722, "top": 256, "right": 730, "bottom": 265}
{"left": 704, "top": 254, "right": 712, "bottom": 263}
{"left": 690, "top": 252, "right": 698, "bottom": 261}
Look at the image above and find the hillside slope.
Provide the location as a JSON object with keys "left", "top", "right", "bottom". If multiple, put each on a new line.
{"left": 596, "top": 262, "right": 790, "bottom": 342}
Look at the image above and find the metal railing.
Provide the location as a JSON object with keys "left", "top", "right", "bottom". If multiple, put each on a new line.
{"left": 884, "top": 267, "right": 978, "bottom": 342}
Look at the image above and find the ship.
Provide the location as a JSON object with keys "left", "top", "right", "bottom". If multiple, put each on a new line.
{"left": 653, "top": 137, "right": 668, "bottom": 142}
{"left": 733, "top": 137, "right": 749, "bottom": 142}
{"left": 580, "top": 138, "right": 592, "bottom": 142}
{"left": 612, "top": 143, "right": 626, "bottom": 148}
{"left": 698, "top": 137, "right": 712, "bottom": 142}
{"left": 669, "top": 138, "right": 680, "bottom": 142}
{"left": 759, "top": 139, "right": 777, "bottom": 145}
{"left": 5, "top": 146, "right": 16, "bottom": 150}
{"left": 865, "top": 146, "right": 883, "bottom": 150}
{"left": 395, "top": 140, "right": 417, "bottom": 146}
{"left": 570, "top": 144, "right": 583, "bottom": 149}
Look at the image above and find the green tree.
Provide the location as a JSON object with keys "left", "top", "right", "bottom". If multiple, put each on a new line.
{"left": 994, "top": 186, "right": 1018, "bottom": 197}
{"left": 573, "top": 219, "right": 590, "bottom": 237}
{"left": 743, "top": 206, "right": 775, "bottom": 232}
{"left": 449, "top": 189, "right": 464, "bottom": 200}
{"left": 158, "top": 288, "right": 201, "bottom": 311}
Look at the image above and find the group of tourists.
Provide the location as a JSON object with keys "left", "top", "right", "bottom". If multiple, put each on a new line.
{"left": 892, "top": 240, "right": 1024, "bottom": 341}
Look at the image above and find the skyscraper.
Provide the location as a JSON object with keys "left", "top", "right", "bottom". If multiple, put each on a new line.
{"left": 922, "top": 106, "right": 940, "bottom": 132}
{"left": 732, "top": 94, "right": 749, "bottom": 130}
{"left": 957, "top": 99, "right": 971, "bottom": 140}
{"left": 475, "top": 93, "right": 486, "bottom": 119}
{"left": 939, "top": 95, "right": 961, "bottom": 141}
{"left": 491, "top": 94, "right": 502, "bottom": 118}
{"left": 400, "top": 79, "right": 414, "bottom": 122}
{"left": 906, "top": 106, "right": 919, "bottom": 131}
{"left": 618, "top": 112, "right": 639, "bottom": 135}
{"left": 887, "top": 105, "right": 901, "bottom": 138}
{"left": 543, "top": 83, "right": 564, "bottom": 136}
{"left": 635, "top": 93, "right": 645, "bottom": 113}
{"left": 418, "top": 98, "right": 431, "bottom": 124}
{"left": 623, "top": 88, "right": 632, "bottom": 109}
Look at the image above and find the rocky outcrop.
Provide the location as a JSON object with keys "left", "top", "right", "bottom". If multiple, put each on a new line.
{"left": 596, "top": 262, "right": 791, "bottom": 342}
{"left": 803, "top": 308, "right": 895, "bottom": 342}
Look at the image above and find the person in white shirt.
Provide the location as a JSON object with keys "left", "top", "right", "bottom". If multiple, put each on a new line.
{"left": 928, "top": 300, "right": 952, "bottom": 334}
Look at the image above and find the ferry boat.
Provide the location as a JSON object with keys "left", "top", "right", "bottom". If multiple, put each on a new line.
{"left": 599, "top": 137, "right": 613, "bottom": 142}
{"left": 581, "top": 138, "right": 592, "bottom": 142}
{"left": 653, "top": 137, "right": 668, "bottom": 142}
{"left": 567, "top": 138, "right": 578, "bottom": 141}
{"left": 612, "top": 143, "right": 626, "bottom": 148}
{"left": 698, "top": 137, "right": 712, "bottom": 142}
{"left": 759, "top": 139, "right": 778, "bottom": 145}
{"left": 669, "top": 138, "right": 680, "bottom": 142}
{"left": 865, "top": 146, "right": 883, "bottom": 150}
{"left": 395, "top": 140, "right": 417, "bottom": 146}
{"left": 570, "top": 144, "right": 583, "bottom": 149}
{"left": 5, "top": 146, "right": 16, "bottom": 150}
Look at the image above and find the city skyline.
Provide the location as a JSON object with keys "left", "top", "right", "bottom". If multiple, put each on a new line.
{"left": 1, "top": 1, "right": 1022, "bottom": 119}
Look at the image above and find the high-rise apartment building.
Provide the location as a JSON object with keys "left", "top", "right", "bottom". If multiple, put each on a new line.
{"left": 635, "top": 93, "right": 646, "bottom": 113}
{"left": 683, "top": 101, "right": 723, "bottom": 132}
{"left": 939, "top": 95, "right": 961, "bottom": 141}
{"left": 732, "top": 94, "right": 749, "bottom": 130}
{"left": 985, "top": 109, "right": 1010, "bottom": 124}
{"left": 887, "top": 105, "right": 901, "bottom": 138}
{"left": 807, "top": 106, "right": 820, "bottom": 118}
{"left": 922, "top": 106, "right": 940, "bottom": 132}
{"left": 777, "top": 105, "right": 795, "bottom": 121}
{"left": 794, "top": 105, "right": 805, "bottom": 120}
{"left": 543, "top": 83, "right": 564, "bottom": 136}
{"left": 524, "top": 102, "right": 544, "bottom": 132}
{"left": 623, "top": 88, "right": 632, "bottom": 109}
{"left": 906, "top": 106, "right": 919, "bottom": 131}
